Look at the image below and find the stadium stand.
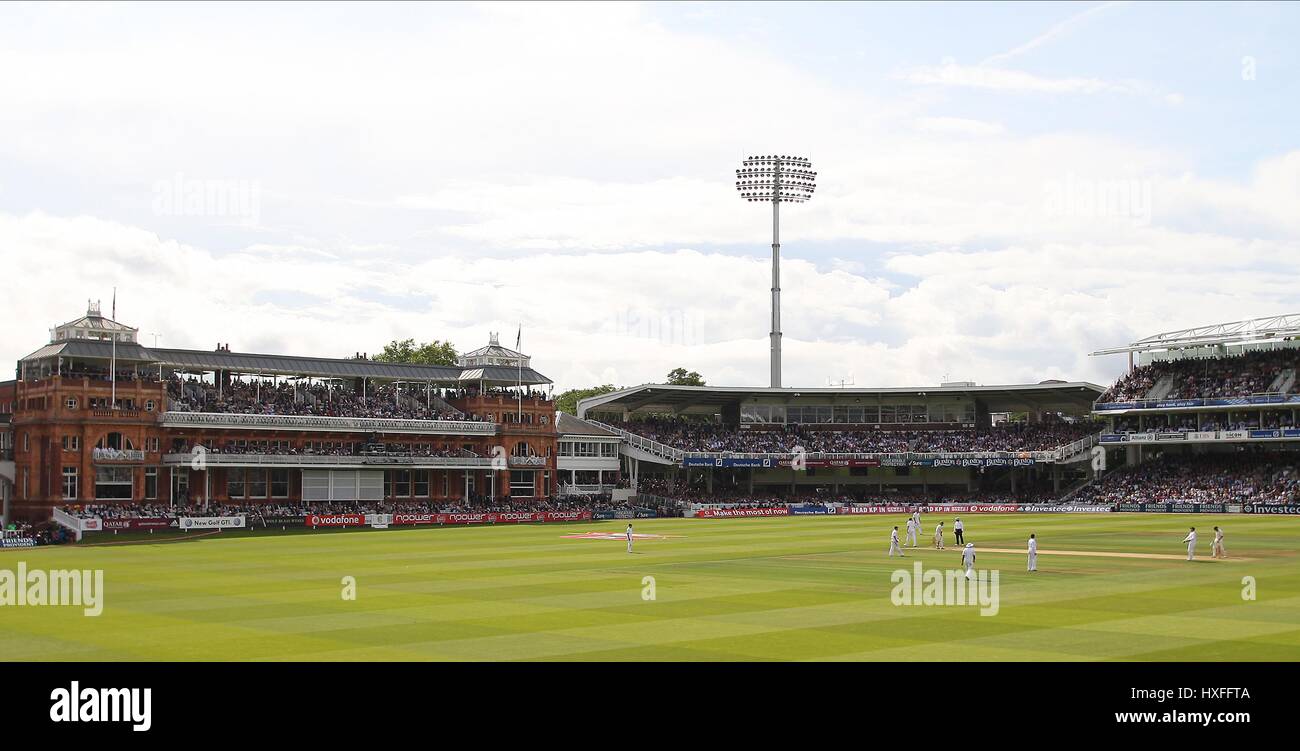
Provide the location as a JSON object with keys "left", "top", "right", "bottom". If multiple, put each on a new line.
{"left": 1073, "top": 451, "right": 1299, "bottom": 505}
{"left": 606, "top": 417, "right": 1102, "bottom": 454}
{"left": 1097, "top": 349, "right": 1297, "bottom": 403}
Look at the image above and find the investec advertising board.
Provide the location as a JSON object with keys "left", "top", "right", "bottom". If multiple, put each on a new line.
{"left": 839, "top": 504, "right": 1021, "bottom": 514}
{"left": 1242, "top": 504, "right": 1300, "bottom": 515}
{"left": 683, "top": 456, "right": 1034, "bottom": 468}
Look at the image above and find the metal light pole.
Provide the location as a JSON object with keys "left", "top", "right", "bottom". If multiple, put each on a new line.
{"left": 736, "top": 155, "right": 816, "bottom": 388}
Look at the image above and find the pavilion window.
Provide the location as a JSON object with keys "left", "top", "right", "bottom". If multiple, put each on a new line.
{"left": 94, "top": 466, "right": 133, "bottom": 500}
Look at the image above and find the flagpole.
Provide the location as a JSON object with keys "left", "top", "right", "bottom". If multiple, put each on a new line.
{"left": 516, "top": 324, "right": 523, "bottom": 423}
{"left": 110, "top": 289, "right": 117, "bottom": 409}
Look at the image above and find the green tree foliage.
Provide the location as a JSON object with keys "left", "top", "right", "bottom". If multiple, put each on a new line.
{"left": 373, "top": 338, "right": 459, "bottom": 366}
{"left": 665, "top": 367, "right": 706, "bottom": 386}
{"left": 555, "top": 384, "right": 619, "bottom": 415}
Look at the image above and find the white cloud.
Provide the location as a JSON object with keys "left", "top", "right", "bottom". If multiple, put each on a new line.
{"left": 915, "top": 117, "right": 1006, "bottom": 136}
{"left": 900, "top": 62, "right": 1143, "bottom": 95}
{"left": 980, "top": 1, "right": 1129, "bottom": 66}
{"left": 0, "top": 3, "right": 1295, "bottom": 401}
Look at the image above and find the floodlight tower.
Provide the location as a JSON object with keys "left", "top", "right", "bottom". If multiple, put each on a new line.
{"left": 736, "top": 154, "right": 816, "bottom": 388}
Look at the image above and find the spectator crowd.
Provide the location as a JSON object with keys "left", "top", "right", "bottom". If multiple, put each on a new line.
{"left": 57, "top": 495, "right": 642, "bottom": 523}
{"left": 610, "top": 417, "right": 1101, "bottom": 454}
{"left": 167, "top": 376, "right": 549, "bottom": 422}
{"left": 1099, "top": 349, "right": 1297, "bottom": 403}
{"left": 1074, "top": 451, "right": 1300, "bottom": 505}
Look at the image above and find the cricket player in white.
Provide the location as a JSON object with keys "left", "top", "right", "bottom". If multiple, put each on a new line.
{"left": 1027, "top": 533, "right": 1038, "bottom": 572}
{"left": 961, "top": 543, "right": 976, "bottom": 580}
{"left": 912, "top": 510, "right": 922, "bottom": 536}
{"left": 905, "top": 517, "right": 919, "bottom": 547}
{"left": 626, "top": 523, "right": 634, "bottom": 553}
{"left": 1181, "top": 527, "right": 1197, "bottom": 561}
{"left": 1212, "top": 526, "right": 1226, "bottom": 559}
{"left": 889, "top": 526, "right": 905, "bottom": 557}
{"left": 934, "top": 521, "right": 945, "bottom": 550}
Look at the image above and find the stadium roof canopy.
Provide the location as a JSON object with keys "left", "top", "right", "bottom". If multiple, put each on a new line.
{"left": 21, "top": 340, "right": 158, "bottom": 364}
{"left": 1090, "top": 313, "right": 1300, "bottom": 356}
{"left": 556, "top": 412, "right": 617, "bottom": 437}
{"left": 577, "top": 382, "right": 1104, "bottom": 418}
{"left": 19, "top": 340, "right": 552, "bottom": 386}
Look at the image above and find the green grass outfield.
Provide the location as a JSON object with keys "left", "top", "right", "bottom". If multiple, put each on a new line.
{"left": 3, "top": 513, "right": 1299, "bottom": 661}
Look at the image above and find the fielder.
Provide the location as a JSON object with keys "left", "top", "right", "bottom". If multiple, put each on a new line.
{"left": 905, "top": 517, "right": 919, "bottom": 547}
{"left": 953, "top": 517, "right": 965, "bottom": 545}
{"left": 626, "top": 523, "right": 634, "bottom": 554}
{"left": 961, "top": 542, "right": 976, "bottom": 580}
{"left": 934, "top": 521, "right": 945, "bottom": 550}
{"left": 889, "top": 526, "right": 905, "bottom": 557}
{"left": 1181, "top": 527, "right": 1197, "bottom": 561}
{"left": 1212, "top": 526, "right": 1226, "bottom": 559}
{"left": 1027, "top": 533, "right": 1038, "bottom": 572}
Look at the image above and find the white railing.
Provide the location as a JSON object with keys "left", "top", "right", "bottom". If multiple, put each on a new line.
{"left": 51, "top": 507, "right": 89, "bottom": 541}
{"left": 160, "top": 411, "right": 497, "bottom": 435}
{"left": 1093, "top": 391, "right": 1300, "bottom": 412}
{"left": 1053, "top": 433, "right": 1100, "bottom": 462}
{"left": 509, "top": 455, "right": 547, "bottom": 467}
{"left": 161, "top": 453, "right": 495, "bottom": 469}
{"left": 559, "top": 483, "right": 612, "bottom": 495}
{"left": 591, "top": 420, "right": 1095, "bottom": 464}
{"left": 587, "top": 419, "right": 684, "bottom": 462}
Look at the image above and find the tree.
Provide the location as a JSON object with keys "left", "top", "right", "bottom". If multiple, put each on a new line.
{"left": 555, "top": 384, "right": 619, "bottom": 416}
{"left": 373, "top": 338, "right": 459, "bottom": 366}
{"left": 665, "top": 367, "right": 706, "bottom": 386}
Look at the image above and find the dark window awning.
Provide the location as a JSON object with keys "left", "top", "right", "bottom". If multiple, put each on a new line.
{"left": 153, "top": 348, "right": 465, "bottom": 382}
{"left": 20, "top": 341, "right": 553, "bottom": 385}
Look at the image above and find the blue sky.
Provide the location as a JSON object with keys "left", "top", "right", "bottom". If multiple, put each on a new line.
{"left": 0, "top": 1, "right": 1296, "bottom": 392}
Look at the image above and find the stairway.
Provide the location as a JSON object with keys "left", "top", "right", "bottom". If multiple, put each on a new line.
{"left": 1267, "top": 368, "right": 1295, "bottom": 395}
{"left": 1144, "top": 374, "right": 1177, "bottom": 400}
{"left": 427, "top": 393, "right": 465, "bottom": 419}
{"left": 1056, "top": 474, "right": 1097, "bottom": 502}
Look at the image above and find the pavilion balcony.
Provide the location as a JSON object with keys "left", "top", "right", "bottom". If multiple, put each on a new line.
{"left": 159, "top": 411, "right": 498, "bottom": 435}
{"left": 161, "top": 453, "right": 496, "bottom": 470}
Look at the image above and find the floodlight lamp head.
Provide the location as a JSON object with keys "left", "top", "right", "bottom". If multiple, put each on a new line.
{"left": 735, "top": 154, "right": 816, "bottom": 203}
